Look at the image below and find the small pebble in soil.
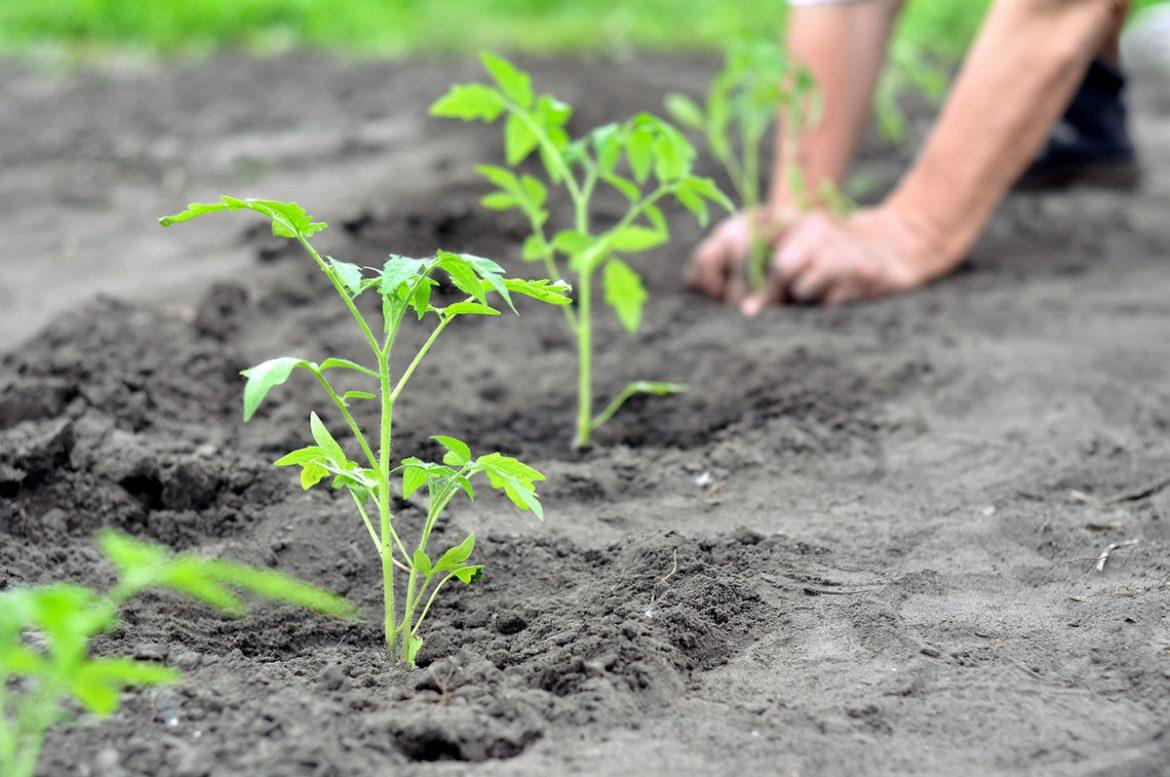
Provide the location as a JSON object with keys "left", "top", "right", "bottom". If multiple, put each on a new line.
{"left": 153, "top": 688, "right": 182, "bottom": 728}
{"left": 694, "top": 471, "right": 712, "bottom": 488}
{"left": 920, "top": 647, "right": 941, "bottom": 658}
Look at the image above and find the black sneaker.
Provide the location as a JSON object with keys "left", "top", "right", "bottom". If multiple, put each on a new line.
{"left": 1017, "top": 58, "right": 1141, "bottom": 190}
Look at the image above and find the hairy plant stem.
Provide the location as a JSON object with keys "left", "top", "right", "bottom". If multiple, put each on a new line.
{"left": 377, "top": 347, "right": 396, "bottom": 660}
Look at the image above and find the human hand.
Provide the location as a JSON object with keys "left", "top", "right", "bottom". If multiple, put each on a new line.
{"left": 739, "top": 206, "right": 955, "bottom": 313}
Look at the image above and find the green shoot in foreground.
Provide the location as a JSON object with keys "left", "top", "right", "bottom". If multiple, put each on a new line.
{"left": 431, "top": 53, "right": 732, "bottom": 448}
{"left": 160, "top": 196, "right": 570, "bottom": 665}
{"left": 0, "top": 530, "right": 356, "bottom": 777}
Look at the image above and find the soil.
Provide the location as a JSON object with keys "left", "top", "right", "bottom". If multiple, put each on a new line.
{"left": 2, "top": 50, "right": 1169, "bottom": 776}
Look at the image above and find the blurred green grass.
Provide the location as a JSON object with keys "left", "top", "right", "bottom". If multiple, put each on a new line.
{"left": 1, "top": 1, "right": 1161, "bottom": 60}
{"left": 0, "top": 0, "right": 991, "bottom": 58}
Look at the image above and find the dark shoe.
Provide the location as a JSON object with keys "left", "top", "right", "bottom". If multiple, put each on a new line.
{"left": 1017, "top": 58, "right": 1141, "bottom": 191}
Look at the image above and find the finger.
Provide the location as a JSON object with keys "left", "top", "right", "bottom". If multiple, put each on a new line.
{"left": 824, "top": 282, "right": 859, "bottom": 306}
{"left": 725, "top": 271, "right": 748, "bottom": 307}
{"left": 686, "top": 234, "right": 729, "bottom": 299}
{"left": 788, "top": 261, "right": 835, "bottom": 304}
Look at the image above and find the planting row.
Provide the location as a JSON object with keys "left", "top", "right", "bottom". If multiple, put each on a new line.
{"left": 1, "top": 50, "right": 827, "bottom": 777}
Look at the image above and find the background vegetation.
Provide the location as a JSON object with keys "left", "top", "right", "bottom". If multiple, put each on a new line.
{"left": 0, "top": 1, "right": 996, "bottom": 58}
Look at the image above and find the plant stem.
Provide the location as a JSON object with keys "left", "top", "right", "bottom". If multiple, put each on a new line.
{"left": 296, "top": 235, "right": 381, "bottom": 356}
{"left": 377, "top": 349, "right": 397, "bottom": 660}
{"left": 389, "top": 315, "right": 452, "bottom": 404}
{"left": 312, "top": 371, "right": 378, "bottom": 470}
{"left": 573, "top": 264, "right": 594, "bottom": 449}
{"left": 410, "top": 573, "right": 455, "bottom": 639}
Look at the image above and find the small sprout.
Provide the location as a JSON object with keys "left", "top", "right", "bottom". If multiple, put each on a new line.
{"left": 666, "top": 41, "right": 853, "bottom": 292}
{"left": 432, "top": 53, "right": 731, "bottom": 448}
{"left": 161, "top": 197, "right": 568, "bottom": 666}
{"left": 0, "top": 531, "right": 355, "bottom": 777}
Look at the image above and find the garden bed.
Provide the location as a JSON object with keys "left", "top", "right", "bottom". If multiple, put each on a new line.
{"left": 2, "top": 53, "right": 1169, "bottom": 775}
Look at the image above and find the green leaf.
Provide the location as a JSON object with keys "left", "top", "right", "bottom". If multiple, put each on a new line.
{"left": 610, "top": 226, "right": 666, "bottom": 252}
{"left": 159, "top": 196, "right": 326, "bottom": 239}
{"left": 480, "top": 52, "right": 533, "bottom": 108}
{"left": 452, "top": 565, "right": 484, "bottom": 584}
{"left": 309, "top": 412, "right": 345, "bottom": 466}
{"left": 98, "top": 530, "right": 356, "bottom": 621}
{"left": 476, "top": 164, "right": 520, "bottom": 190}
{"left": 481, "top": 192, "right": 519, "bottom": 211}
{"left": 624, "top": 380, "right": 687, "bottom": 397}
{"left": 504, "top": 113, "right": 539, "bottom": 165}
{"left": 602, "top": 173, "right": 641, "bottom": 202}
{"left": 342, "top": 390, "right": 377, "bottom": 402}
{"left": 534, "top": 95, "right": 572, "bottom": 132}
{"left": 319, "top": 357, "right": 378, "bottom": 377}
{"left": 433, "top": 435, "right": 472, "bottom": 466}
{"left": 603, "top": 259, "right": 647, "bottom": 333}
{"left": 522, "top": 235, "right": 549, "bottom": 262}
{"left": 429, "top": 83, "right": 505, "bottom": 122}
{"left": 412, "top": 550, "right": 433, "bottom": 578}
{"left": 521, "top": 176, "right": 547, "bottom": 208}
{"left": 72, "top": 658, "right": 181, "bottom": 715}
{"left": 300, "top": 463, "right": 329, "bottom": 490}
{"left": 503, "top": 278, "right": 573, "bottom": 306}
{"left": 463, "top": 254, "right": 516, "bottom": 313}
{"left": 435, "top": 533, "right": 476, "bottom": 572}
{"left": 664, "top": 93, "right": 705, "bottom": 129}
{"left": 328, "top": 258, "right": 363, "bottom": 295}
{"left": 444, "top": 301, "right": 500, "bottom": 317}
{"left": 552, "top": 230, "right": 594, "bottom": 259}
{"left": 205, "top": 559, "right": 359, "bottom": 620}
{"left": 653, "top": 133, "right": 687, "bottom": 182}
{"left": 381, "top": 254, "right": 426, "bottom": 297}
{"left": 241, "top": 357, "right": 311, "bottom": 422}
{"left": 626, "top": 127, "right": 654, "bottom": 183}
{"left": 402, "top": 464, "right": 430, "bottom": 499}
{"left": 273, "top": 446, "right": 328, "bottom": 467}
{"left": 475, "top": 453, "right": 545, "bottom": 519}
{"left": 436, "top": 251, "right": 486, "bottom": 303}
{"left": 681, "top": 175, "right": 734, "bottom": 212}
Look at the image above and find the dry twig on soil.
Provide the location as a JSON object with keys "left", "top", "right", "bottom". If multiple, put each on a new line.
{"left": 1095, "top": 538, "right": 1139, "bottom": 573}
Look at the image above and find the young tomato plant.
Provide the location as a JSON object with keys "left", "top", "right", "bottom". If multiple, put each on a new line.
{"left": 0, "top": 530, "right": 356, "bottom": 777}
{"left": 160, "top": 196, "right": 569, "bottom": 666}
{"left": 431, "top": 53, "right": 731, "bottom": 449}
{"left": 666, "top": 42, "right": 848, "bottom": 292}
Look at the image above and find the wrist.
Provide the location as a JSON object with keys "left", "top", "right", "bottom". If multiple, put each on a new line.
{"left": 875, "top": 195, "right": 966, "bottom": 283}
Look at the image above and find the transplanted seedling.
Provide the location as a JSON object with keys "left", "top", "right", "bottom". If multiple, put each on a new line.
{"left": 666, "top": 42, "right": 849, "bottom": 292}
{"left": 431, "top": 53, "right": 732, "bottom": 449}
{"left": 160, "top": 196, "right": 570, "bottom": 666}
{"left": 0, "top": 530, "right": 356, "bottom": 777}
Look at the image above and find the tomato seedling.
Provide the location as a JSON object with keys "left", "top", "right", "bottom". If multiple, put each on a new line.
{"left": 0, "top": 530, "right": 356, "bottom": 777}
{"left": 161, "top": 196, "right": 569, "bottom": 665}
{"left": 431, "top": 53, "right": 731, "bottom": 449}
{"left": 666, "top": 42, "right": 849, "bottom": 291}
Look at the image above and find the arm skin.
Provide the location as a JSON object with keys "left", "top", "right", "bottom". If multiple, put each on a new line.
{"left": 690, "top": 0, "right": 1131, "bottom": 310}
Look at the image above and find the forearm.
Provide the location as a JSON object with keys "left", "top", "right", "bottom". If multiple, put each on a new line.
{"left": 886, "top": 0, "right": 1124, "bottom": 272}
{"left": 769, "top": 0, "right": 903, "bottom": 212}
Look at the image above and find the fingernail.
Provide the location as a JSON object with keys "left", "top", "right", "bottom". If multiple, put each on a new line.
{"left": 741, "top": 296, "right": 763, "bottom": 317}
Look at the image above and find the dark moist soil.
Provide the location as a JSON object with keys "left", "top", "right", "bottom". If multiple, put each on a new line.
{"left": 2, "top": 52, "right": 1170, "bottom": 776}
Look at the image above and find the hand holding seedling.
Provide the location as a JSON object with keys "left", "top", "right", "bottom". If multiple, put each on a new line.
{"left": 431, "top": 53, "right": 731, "bottom": 448}
{"left": 670, "top": 42, "right": 853, "bottom": 304}
{"left": 0, "top": 531, "right": 356, "bottom": 777}
{"left": 161, "top": 196, "right": 570, "bottom": 666}
{"left": 737, "top": 207, "right": 943, "bottom": 311}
